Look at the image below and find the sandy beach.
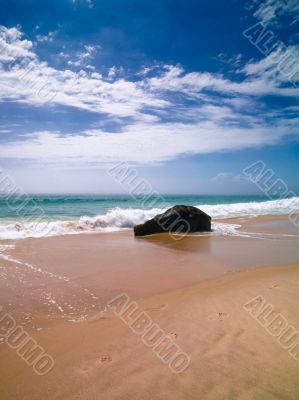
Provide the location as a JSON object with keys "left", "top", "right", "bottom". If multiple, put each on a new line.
{"left": 1, "top": 0, "right": 299, "bottom": 397}
{"left": 0, "top": 214, "right": 299, "bottom": 399}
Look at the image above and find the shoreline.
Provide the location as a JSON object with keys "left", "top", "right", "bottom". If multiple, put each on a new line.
{"left": 0, "top": 214, "right": 299, "bottom": 320}
{"left": 0, "top": 213, "right": 299, "bottom": 398}
{"left": 0, "top": 208, "right": 298, "bottom": 240}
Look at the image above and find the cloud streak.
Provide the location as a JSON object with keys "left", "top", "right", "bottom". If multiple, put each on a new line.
{"left": 0, "top": 116, "right": 298, "bottom": 166}
{"left": 0, "top": 24, "right": 298, "bottom": 167}
{"left": 253, "top": 0, "right": 299, "bottom": 25}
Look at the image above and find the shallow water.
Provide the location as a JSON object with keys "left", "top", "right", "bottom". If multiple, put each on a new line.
{"left": 0, "top": 195, "right": 298, "bottom": 239}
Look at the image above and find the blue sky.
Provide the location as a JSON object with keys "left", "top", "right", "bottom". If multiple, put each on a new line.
{"left": 0, "top": 0, "right": 298, "bottom": 194}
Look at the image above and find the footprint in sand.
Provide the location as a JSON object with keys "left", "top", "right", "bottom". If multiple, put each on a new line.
{"left": 99, "top": 355, "right": 112, "bottom": 364}
{"left": 145, "top": 304, "right": 167, "bottom": 312}
{"left": 167, "top": 332, "right": 178, "bottom": 340}
{"left": 208, "top": 312, "right": 229, "bottom": 321}
{"left": 78, "top": 355, "right": 112, "bottom": 374}
{"left": 269, "top": 283, "right": 279, "bottom": 289}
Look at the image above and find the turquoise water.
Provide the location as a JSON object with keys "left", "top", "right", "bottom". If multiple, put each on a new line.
{"left": 0, "top": 194, "right": 283, "bottom": 220}
{"left": 0, "top": 194, "right": 297, "bottom": 239}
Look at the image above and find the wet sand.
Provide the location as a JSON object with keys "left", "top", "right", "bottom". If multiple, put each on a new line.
{"left": 0, "top": 214, "right": 299, "bottom": 399}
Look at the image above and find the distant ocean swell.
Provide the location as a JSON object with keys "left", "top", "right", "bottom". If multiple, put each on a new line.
{"left": 0, "top": 197, "right": 298, "bottom": 240}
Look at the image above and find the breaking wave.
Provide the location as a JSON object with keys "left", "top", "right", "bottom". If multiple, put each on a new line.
{"left": 0, "top": 197, "right": 297, "bottom": 240}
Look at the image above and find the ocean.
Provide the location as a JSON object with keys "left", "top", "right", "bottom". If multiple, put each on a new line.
{"left": 0, "top": 194, "right": 298, "bottom": 240}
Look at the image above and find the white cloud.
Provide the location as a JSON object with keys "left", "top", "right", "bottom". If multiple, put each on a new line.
{"left": 67, "top": 44, "right": 100, "bottom": 68}
{"left": 213, "top": 172, "right": 234, "bottom": 180}
{"left": 71, "top": 0, "right": 94, "bottom": 8}
{"left": 67, "top": 59, "right": 81, "bottom": 67}
{"left": 0, "top": 115, "right": 298, "bottom": 166}
{"left": 212, "top": 172, "right": 249, "bottom": 182}
{"left": 0, "top": 26, "right": 167, "bottom": 118}
{"left": 242, "top": 44, "right": 299, "bottom": 85}
{"left": 0, "top": 26, "right": 35, "bottom": 62}
{"left": 146, "top": 61, "right": 299, "bottom": 98}
{"left": 77, "top": 44, "right": 99, "bottom": 61}
{"left": 0, "top": 24, "right": 299, "bottom": 167}
{"left": 0, "top": 24, "right": 298, "bottom": 124}
{"left": 36, "top": 31, "right": 57, "bottom": 43}
{"left": 216, "top": 53, "right": 243, "bottom": 67}
{"left": 253, "top": 0, "right": 299, "bottom": 24}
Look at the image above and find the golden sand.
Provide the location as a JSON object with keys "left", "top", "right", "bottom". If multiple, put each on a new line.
{"left": 0, "top": 215, "right": 299, "bottom": 399}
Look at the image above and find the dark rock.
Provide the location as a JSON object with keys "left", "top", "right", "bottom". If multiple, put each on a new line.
{"left": 134, "top": 205, "right": 211, "bottom": 237}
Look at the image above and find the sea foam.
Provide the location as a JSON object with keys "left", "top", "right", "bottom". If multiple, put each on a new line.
{"left": 0, "top": 197, "right": 297, "bottom": 240}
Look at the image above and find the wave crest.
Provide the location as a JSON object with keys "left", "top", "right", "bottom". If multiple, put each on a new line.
{"left": 0, "top": 197, "right": 297, "bottom": 240}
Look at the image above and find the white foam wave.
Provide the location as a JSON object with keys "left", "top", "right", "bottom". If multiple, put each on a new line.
{"left": 199, "top": 196, "right": 299, "bottom": 219}
{"left": 0, "top": 197, "right": 297, "bottom": 240}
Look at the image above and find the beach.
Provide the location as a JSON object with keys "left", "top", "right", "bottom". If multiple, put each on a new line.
{"left": 0, "top": 213, "right": 299, "bottom": 399}
{"left": 1, "top": 0, "right": 299, "bottom": 397}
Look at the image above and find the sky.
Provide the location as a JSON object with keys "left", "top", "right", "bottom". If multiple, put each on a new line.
{"left": 0, "top": 0, "right": 298, "bottom": 194}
